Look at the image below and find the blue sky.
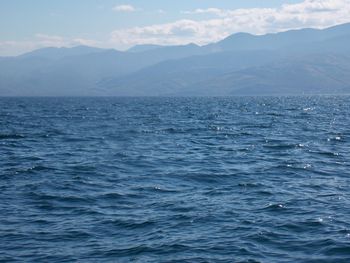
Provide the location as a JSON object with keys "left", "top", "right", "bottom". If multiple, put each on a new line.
{"left": 1, "top": 0, "right": 349, "bottom": 55}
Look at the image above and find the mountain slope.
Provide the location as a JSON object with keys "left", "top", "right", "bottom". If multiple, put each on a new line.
{"left": 127, "top": 44, "right": 164, "bottom": 53}
{"left": 103, "top": 50, "right": 283, "bottom": 96}
{"left": 103, "top": 23, "right": 350, "bottom": 96}
{"left": 19, "top": 45, "right": 105, "bottom": 60}
{"left": 205, "top": 23, "right": 350, "bottom": 53}
{"left": 188, "top": 54, "right": 350, "bottom": 96}
{"left": 1, "top": 22, "right": 350, "bottom": 96}
{"left": 0, "top": 44, "right": 205, "bottom": 96}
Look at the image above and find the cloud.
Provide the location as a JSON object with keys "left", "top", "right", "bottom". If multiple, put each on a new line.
{"left": 182, "top": 8, "right": 225, "bottom": 16}
{"left": 35, "top": 34, "right": 100, "bottom": 47}
{"left": 113, "top": 4, "right": 136, "bottom": 12}
{"left": 72, "top": 38, "right": 100, "bottom": 46}
{"left": 281, "top": 0, "right": 344, "bottom": 13}
{"left": 110, "top": 0, "right": 350, "bottom": 48}
{"left": 35, "top": 34, "right": 66, "bottom": 46}
{"left": 110, "top": 19, "right": 228, "bottom": 47}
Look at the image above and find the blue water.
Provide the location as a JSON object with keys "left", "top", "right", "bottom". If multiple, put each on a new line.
{"left": 1, "top": 96, "right": 350, "bottom": 262}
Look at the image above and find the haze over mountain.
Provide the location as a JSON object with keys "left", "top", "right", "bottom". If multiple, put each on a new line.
{"left": 1, "top": 23, "right": 350, "bottom": 96}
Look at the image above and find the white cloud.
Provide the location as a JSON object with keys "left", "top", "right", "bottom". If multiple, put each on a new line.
{"left": 113, "top": 4, "right": 136, "bottom": 12}
{"left": 182, "top": 8, "right": 225, "bottom": 16}
{"left": 281, "top": 0, "right": 344, "bottom": 13}
{"left": 35, "top": 34, "right": 66, "bottom": 46}
{"left": 110, "top": 19, "right": 229, "bottom": 47}
{"left": 72, "top": 38, "right": 100, "bottom": 46}
{"left": 110, "top": 0, "right": 350, "bottom": 48}
{"left": 35, "top": 34, "right": 100, "bottom": 48}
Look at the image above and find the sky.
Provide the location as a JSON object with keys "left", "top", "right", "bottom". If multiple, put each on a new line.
{"left": 1, "top": 0, "right": 350, "bottom": 56}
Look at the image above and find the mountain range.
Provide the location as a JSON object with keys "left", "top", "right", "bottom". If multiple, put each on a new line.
{"left": 1, "top": 23, "right": 350, "bottom": 96}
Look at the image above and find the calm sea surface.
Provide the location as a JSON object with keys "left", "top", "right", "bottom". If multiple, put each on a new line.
{"left": 1, "top": 96, "right": 350, "bottom": 262}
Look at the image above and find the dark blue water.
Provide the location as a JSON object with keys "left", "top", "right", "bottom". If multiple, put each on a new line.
{"left": 1, "top": 96, "right": 350, "bottom": 262}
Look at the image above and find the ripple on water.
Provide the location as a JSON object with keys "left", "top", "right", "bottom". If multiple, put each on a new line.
{"left": 1, "top": 96, "right": 350, "bottom": 262}
{"left": 0, "top": 133, "right": 25, "bottom": 140}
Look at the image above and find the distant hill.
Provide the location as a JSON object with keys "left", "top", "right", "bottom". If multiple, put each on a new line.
{"left": 102, "top": 50, "right": 283, "bottom": 96}
{"left": 0, "top": 44, "right": 205, "bottom": 96}
{"left": 188, "top": 54, "right": 350, "bottom": 96}
{"left": 205, "top": 23, "right": 350, "bottom": 53}
{"left": 1, "top": 23, "right": 350, "bottom": 96}
{"left": 127, "top": 44, "right": 164, "bottom": 53}
{"left": 19, "top": 45, "right": 105, "bottom": 60}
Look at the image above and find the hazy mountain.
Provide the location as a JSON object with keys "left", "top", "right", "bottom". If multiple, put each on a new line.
{"left": 103, "top": 50, "right": 283, "bottom": 96}
{"left": 102, "top": 23, "right": 350, "bottom": 96}
{"left": 205, "top": 23, "right": 350, "bottom": 53}
{"left": 0, "top": 43, "right": 205, "bottom": 96}
{"left": 127, "top": 44, "right": 164, "bottom": 53}
{"left": 1, "top": 23, "right": 350, "bottom": 96}
{"left": 187, "top": 54, "right": 350, "bottom": 96}
{"left": 102, "top": 53, "right": 350, "bottom": 96}
{"left": 19, "top": 45, "right": 105, "bottom": 60}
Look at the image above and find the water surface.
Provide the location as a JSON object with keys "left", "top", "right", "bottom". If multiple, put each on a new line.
{"left": 1, "top": 96, "right": 350, "bottom": 262}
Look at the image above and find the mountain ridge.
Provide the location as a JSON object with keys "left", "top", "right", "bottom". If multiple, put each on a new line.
{"left": 1, "top": 22, "right": 350, "bottom": 96}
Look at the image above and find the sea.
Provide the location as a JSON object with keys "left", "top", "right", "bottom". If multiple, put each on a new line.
{"left": 1, "top": 96, "right": 350, "bottom": 262}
